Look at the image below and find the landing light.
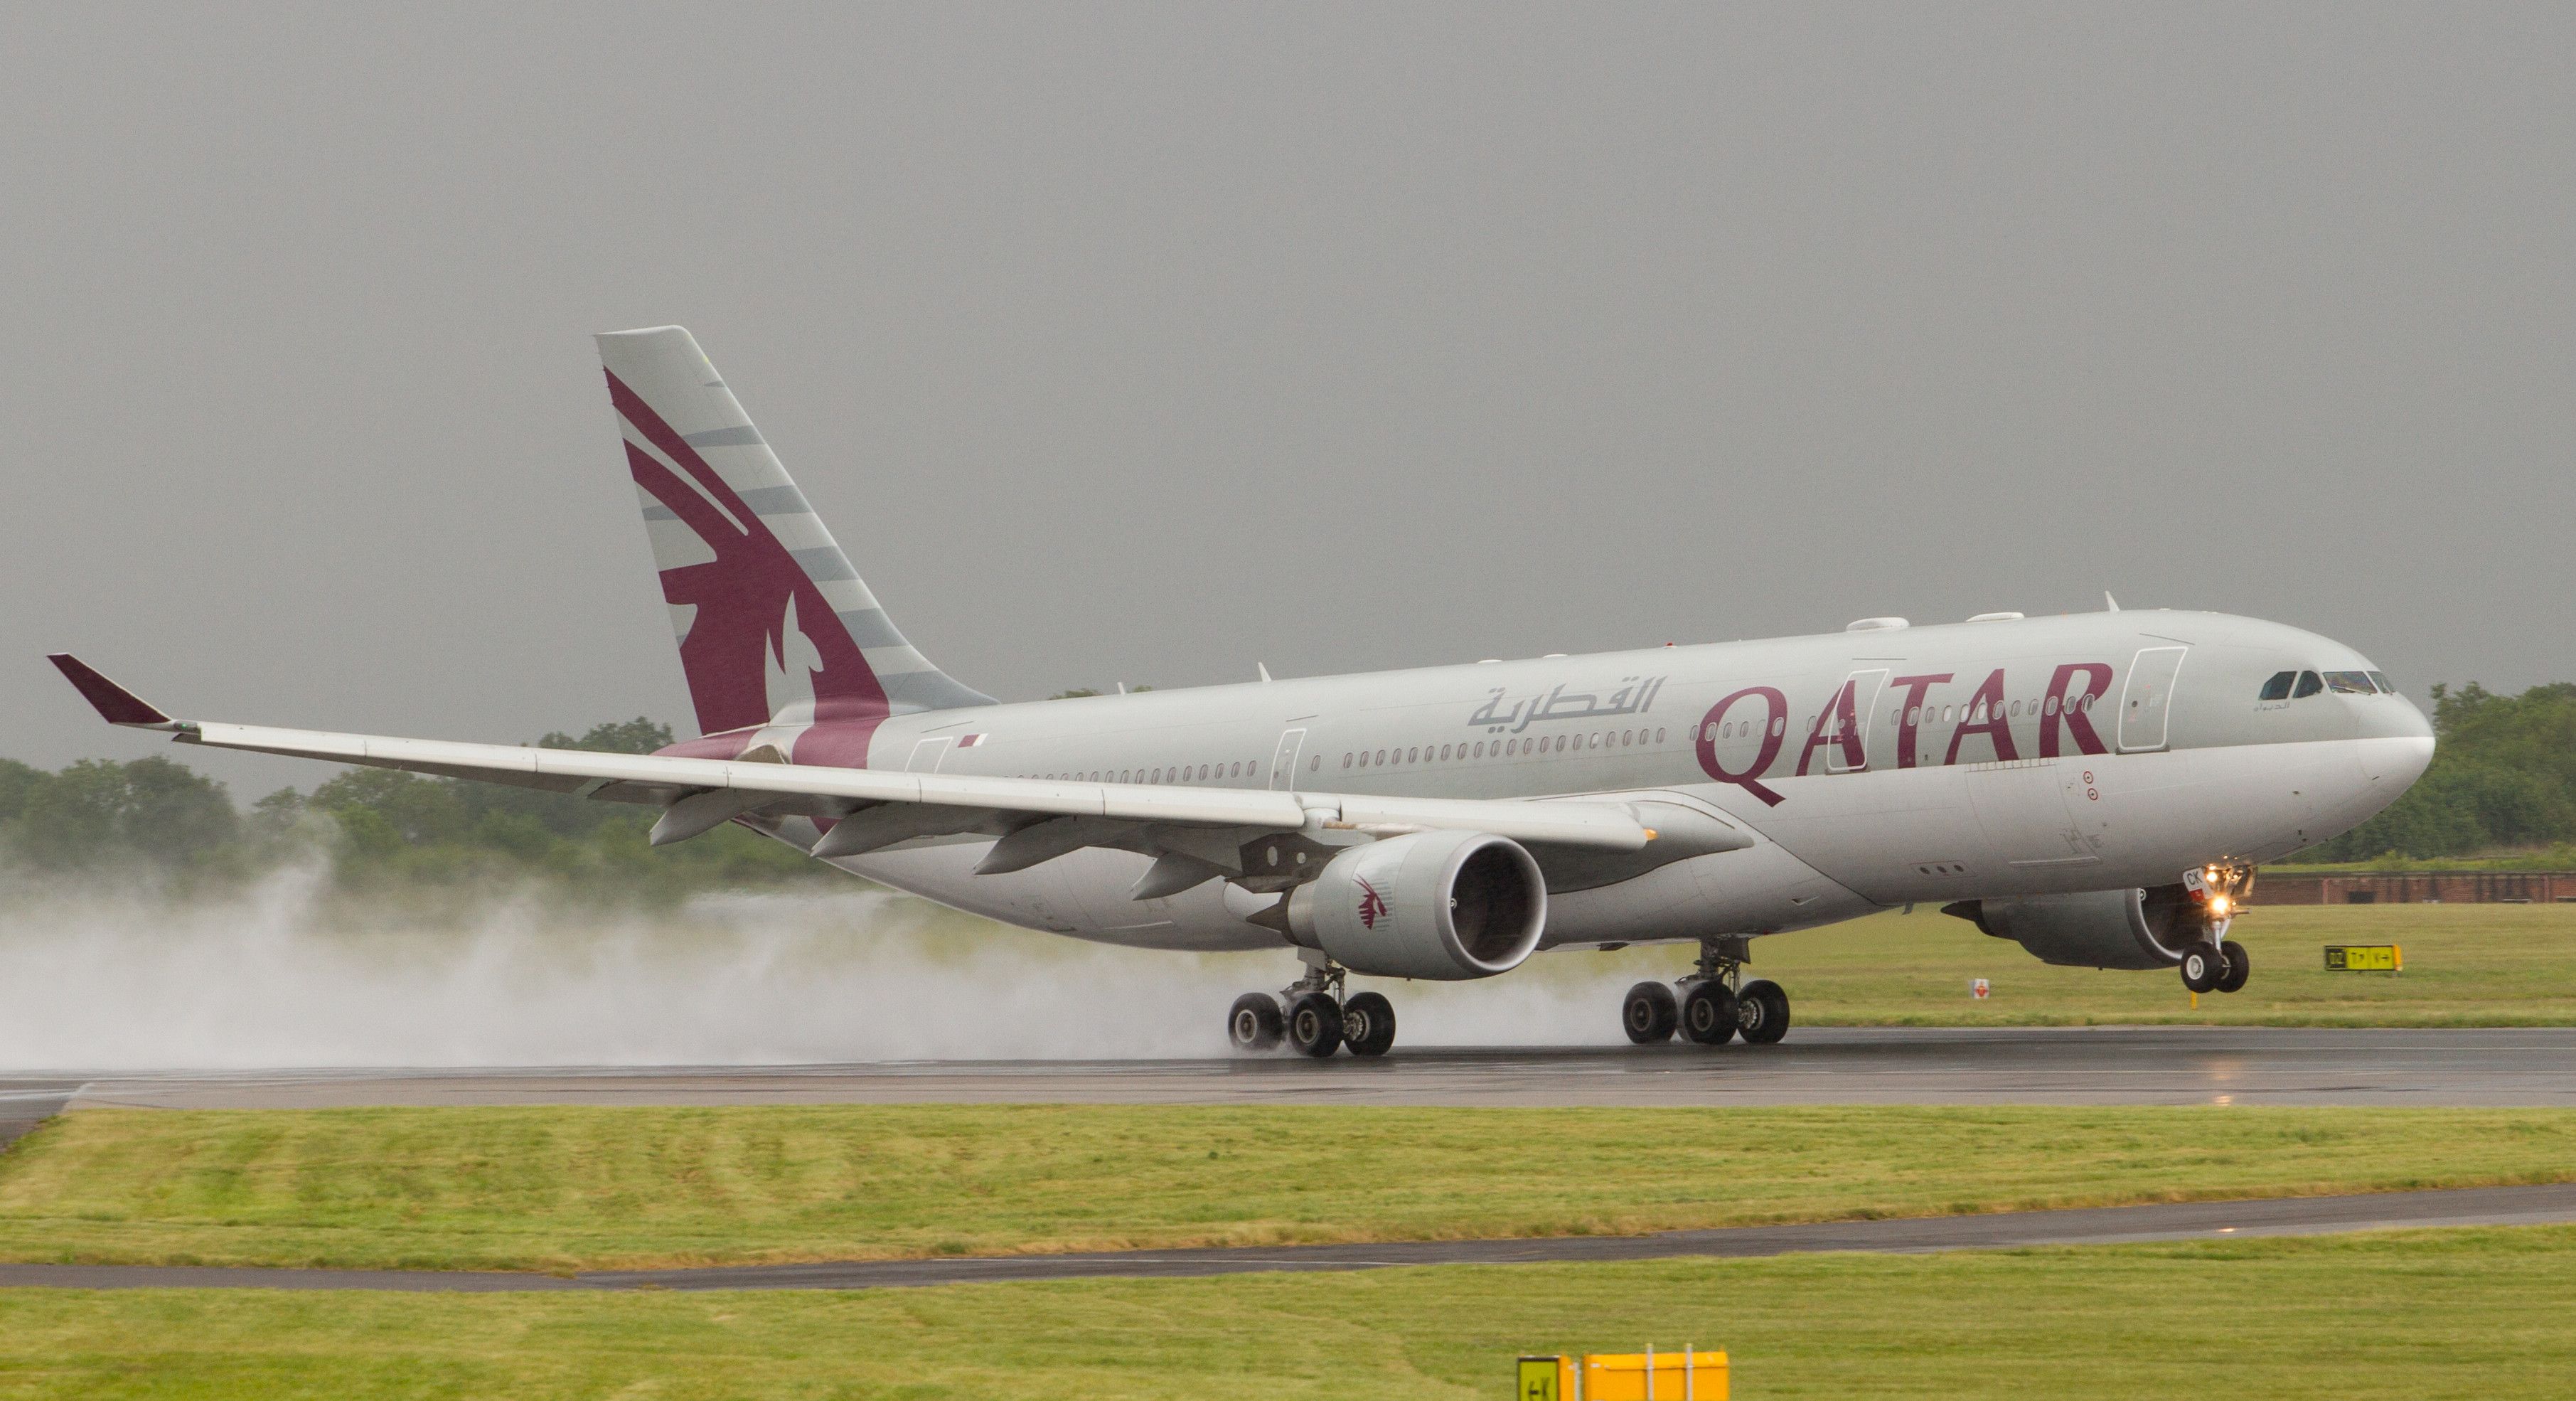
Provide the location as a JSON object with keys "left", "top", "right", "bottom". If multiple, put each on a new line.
{"left": 2210, "top": 895, "right": 2232, "bottom": 917}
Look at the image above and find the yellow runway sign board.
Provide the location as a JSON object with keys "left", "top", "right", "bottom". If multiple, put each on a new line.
{"left": 2324, "top": 944, "right": 2403, "bottom": 972}
{"left": 1521, "top": 1349, "right": 1728, "bottom": 1400}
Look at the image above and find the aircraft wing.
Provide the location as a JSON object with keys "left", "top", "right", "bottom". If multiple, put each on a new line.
{"left": 46, "top": 656, "right": 1657, "bottom": 863}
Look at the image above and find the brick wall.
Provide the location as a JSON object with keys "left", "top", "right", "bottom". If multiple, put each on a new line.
{"left": 2252, "top": 872, "right": 2576, "bottom": 905}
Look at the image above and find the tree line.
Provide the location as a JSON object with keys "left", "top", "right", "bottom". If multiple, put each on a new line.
{"left": 0, "top": 718, "right": 822, "bottom": 900}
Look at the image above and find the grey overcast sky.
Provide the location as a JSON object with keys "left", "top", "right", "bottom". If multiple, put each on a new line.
{"left": 5, "top": 4, "right": 2570, "bottom": 798}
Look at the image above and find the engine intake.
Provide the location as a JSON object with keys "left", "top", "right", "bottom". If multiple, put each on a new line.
{"left": 1946, "top": 885, "right": 2223, "bottom": 971}
{"left": 1283, "top": 830, "right": 1546, "bottom": 980}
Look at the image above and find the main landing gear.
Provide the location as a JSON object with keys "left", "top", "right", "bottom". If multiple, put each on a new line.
{"left": 1227, "top": 957, "right": 1396, "bottom": 1059}
{"left": 1625, "top": 937, "right": 1790, "bottom": 1048}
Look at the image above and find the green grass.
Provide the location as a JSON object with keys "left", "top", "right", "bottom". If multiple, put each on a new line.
{"left": 0, "top": 1226, "right": 2570, "bottom": 1397}
{"left": 2, "top": 1104, "right": 2572, "bottom": 1272}
{"left": 1687, "top": 900, "right": 2576, "bottom": 1026}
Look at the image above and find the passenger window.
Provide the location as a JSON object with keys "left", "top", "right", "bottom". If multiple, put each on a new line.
{"left": 2258, "top": 671, "right": 2295, "bottom": 701}
{"left": 2292, "top": 671, "right": 2324, "bottom": 698}
{"left": 2325, "top": 671, "right": 2373, "bottom": 695}
{"left": 2368, "top": 671, "right": 2395, "bottom": 694}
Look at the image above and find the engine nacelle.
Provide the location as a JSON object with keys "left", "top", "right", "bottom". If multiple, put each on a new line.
{"left": 1283, "top": 830, "right": 1546, "bottom": 980}
{"left": 1948, "top": 885, "right": 2225, "bottom": 971}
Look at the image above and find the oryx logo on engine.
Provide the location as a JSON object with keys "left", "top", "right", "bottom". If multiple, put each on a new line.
{"left": 1355, "top": 878, "right": 1388, "bottom": 929}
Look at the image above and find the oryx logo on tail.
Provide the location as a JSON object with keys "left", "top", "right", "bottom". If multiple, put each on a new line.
{"left": 595, "top": 326, "right": 993, "bottom": 762}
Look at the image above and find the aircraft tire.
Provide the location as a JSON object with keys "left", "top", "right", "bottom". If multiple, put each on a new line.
{"left": 1680, "top": 981, "right": 1740, "bottom": 1045}
{"left": 1228, "top": 993, "right": 1284, "bottom": 1052}
{"left": 1623, "top": 981, "right": 1679, "bottom": 1044}
{"left": 2216, "top": 939, "right": 2251, "bottom": 994}
{"left": 2181, "top": 944, "right": 2224, "bottom": 994}
{"left": 1341, "top": 991, "right": 1397, "bottom": 1057}
{"left": 1737, "top": 979, "right": 1791, "bottom": 1045}
{"left": 1286, "top": 992, "right": 1344, "bottom": 1058}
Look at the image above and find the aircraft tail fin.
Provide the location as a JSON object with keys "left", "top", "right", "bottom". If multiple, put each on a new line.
{"left": 594, "top": 326, "right": 993, "bottom": 738}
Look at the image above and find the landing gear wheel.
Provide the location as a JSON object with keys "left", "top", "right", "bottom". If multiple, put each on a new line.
{"left": 1736, "top": 979, "right": 1791, "bottom": 1045}
{"left": 1680, "top": 981, "right": 1740, "bottom": 1045}
{"left": 2180, "top": 943, "right": 2223, "bottom": 994}
{"left": 1623, "top": 981, "right": 1679, "bottom": 1044}
{"left": 1285, "top": 991, "right": 1344, "bottom": 1058}
{"left": 2216, "top": 939, "right": 2250, "bottom": 994}
{"left": 1341, "top": 991, "right": 1396, "bottom": 1058}
{"left": 1228, "top": 993, "right": 1283, "bottom": 1052}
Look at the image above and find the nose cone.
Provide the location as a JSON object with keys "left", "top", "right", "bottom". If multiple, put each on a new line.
{"left": 2355, "top": 688, "right": 2434, "bottom": 788}
{"left": 2348, "top": 668, "right": 2433, "bottom": 784}
{"left": 2385, "top": 689, "right": 2435, "bottom": 742}
{"left": 2361, "top": 732, "right": 2435, "bottom": 788}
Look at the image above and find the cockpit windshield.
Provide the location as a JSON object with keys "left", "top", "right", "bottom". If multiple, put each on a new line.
{"left": 2261, "top": 668, "right": 2391, "bottom": 700}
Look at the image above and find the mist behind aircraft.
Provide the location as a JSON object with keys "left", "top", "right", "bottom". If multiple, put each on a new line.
{"left": 0, "top": 871, "right": 1641, "bottom": 1069}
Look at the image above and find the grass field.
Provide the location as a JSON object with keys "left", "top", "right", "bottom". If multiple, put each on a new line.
{"left": 1, "top": 1104, "right": 2572, "bottom": 1271}
{"left": 1673, "top": 900, "right": 2576, "bottom": 1026}
{"left": 0, "top": 1226, "right": 2570, "bottom": 1398}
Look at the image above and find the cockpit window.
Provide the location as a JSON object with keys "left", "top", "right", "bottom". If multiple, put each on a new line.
{"left": 2324, "top": 671, "right": 2374, "bottom": 695}
{"left": 2258, "top": 671, "right": 2296, "bottom": 701}
{"left": 2292, "top": 671, "right": 2324, "bottom": 698}
{"left": 2368, "top": 670, "right": 2395, "bottom": 694}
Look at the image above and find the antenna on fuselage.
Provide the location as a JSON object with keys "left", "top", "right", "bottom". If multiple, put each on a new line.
{"left": 2105, "top": 591, "right": 2121, "bottom": 612}
{"left": 1258, "top": 663, "right": 1272, "bottom": 683}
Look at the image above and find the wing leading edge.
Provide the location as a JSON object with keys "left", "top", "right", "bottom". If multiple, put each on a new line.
{"left": 45, "top": 657, "right": 1659, "bottom": 866}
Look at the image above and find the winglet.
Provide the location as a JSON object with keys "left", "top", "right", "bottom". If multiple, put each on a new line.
{"left": 46, "top": 655, "right": 178, "bottom": 728}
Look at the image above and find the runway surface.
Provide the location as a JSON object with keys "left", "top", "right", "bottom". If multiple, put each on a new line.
{"left": 3, "top": 1183, "right": 2570, "bottom": 1292}
{"left": 30, "top": 1027, "right": 2576, "bottom": 1109}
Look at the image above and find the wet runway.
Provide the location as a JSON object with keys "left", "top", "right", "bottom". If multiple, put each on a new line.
{"left": 28, "top": 1026, "right": 2576, "bottom": 1109}
{"left": 4, "top": 1183, "right": 2571, "bottom": 1292}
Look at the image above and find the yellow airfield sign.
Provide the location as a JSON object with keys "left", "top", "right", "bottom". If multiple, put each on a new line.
{"left": 2324, "top": 944, "right": 2403, "bottom": 973}
{"left": 1519, "top": 1355, "right": 1570, "bottom": 1400}
{"left": 1522, "top": 1349, "right": 1728, "bottom": 1399}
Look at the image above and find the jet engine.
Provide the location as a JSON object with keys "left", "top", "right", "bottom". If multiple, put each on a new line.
{"left": 1945, "top": 885, "right": 2224, "bottom": 971}
{"left": 1281, "top": 829, "right": 1546, "bottom": 980}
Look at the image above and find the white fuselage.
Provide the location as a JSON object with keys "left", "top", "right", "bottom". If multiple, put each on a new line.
{"left": 806, "top": 609, "right": 2431, "bottom": 955}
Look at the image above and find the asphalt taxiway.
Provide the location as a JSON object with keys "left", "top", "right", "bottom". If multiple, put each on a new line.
{"left": 29, "top": 1027, "right": 2576, "bottom": 1110}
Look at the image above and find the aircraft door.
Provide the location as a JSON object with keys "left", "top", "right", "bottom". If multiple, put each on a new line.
{"left": 906, "top": 737, "right": 954, "bottom": 772}
{"left": 1268, "top": 728, "right": 1307, "bottom": 789}
{"left": 1830, "top": 669, "right": 1889, "bottom": 773}
{"left": 2117, "top": 647, "right": 2188, "bottom": 753}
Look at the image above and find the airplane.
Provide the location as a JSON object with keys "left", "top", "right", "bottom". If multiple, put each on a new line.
{"left": 51, "top": 326, "right": 2436, "bottom": 1058}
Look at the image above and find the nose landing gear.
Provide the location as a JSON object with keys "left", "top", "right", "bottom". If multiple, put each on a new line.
{"left": 2177, "top": 863, "right": 2255, "bottom": 996}
{"left": 1622, "top": 937, "right": 1791, "bottom": 1048}
{"left": 1226, "top": 957, "right": 1399, "bottom": 1058}
{"left": 2181, "top": 938, "right": 2252, "bottom": 995}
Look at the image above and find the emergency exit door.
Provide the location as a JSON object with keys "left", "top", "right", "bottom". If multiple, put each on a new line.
{"left": 1268, "top": 728, "right": 1306, "bottom": 789}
